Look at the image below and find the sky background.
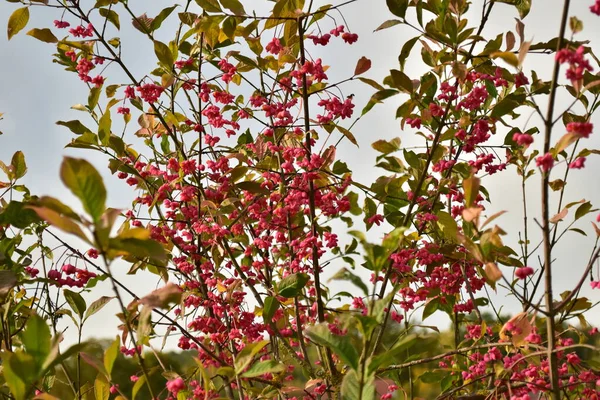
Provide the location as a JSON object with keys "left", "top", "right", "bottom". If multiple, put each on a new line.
{"left": 0, "top": 0, "right": 599, "bottom": 347}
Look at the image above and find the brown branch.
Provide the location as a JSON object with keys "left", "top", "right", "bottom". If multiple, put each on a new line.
{"left": 298, "top": 16, "right": 338, "bottom": 382}
{"left": 541, "top": 0, "right": 572, "bottom": 398}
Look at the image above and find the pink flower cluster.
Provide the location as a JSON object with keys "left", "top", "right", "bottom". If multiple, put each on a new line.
{"left": 136, "top": 83, "right": 164, "bottom": 103}
{"left": 69, "top": 23, "right": 94, "bottom": 38}
{"left": 556, "top": 46, "right": 593, "bottom": 84}
{"left": 47, "top": 264, "right": 97, "bottom": 288}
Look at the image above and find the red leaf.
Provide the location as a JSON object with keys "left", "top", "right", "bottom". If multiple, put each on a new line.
{"left": 354, "top": 56, "right": 372, "bottom": 76}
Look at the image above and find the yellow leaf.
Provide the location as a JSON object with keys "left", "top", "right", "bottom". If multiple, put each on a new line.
{"left": 491, "top": 51, "right": 519, "bottom": 68}
{"left": 7, "top": 7, "right": 29, "bottom": 40}
{"left": 553, "top": 132, "right": 579, "bottom": 156}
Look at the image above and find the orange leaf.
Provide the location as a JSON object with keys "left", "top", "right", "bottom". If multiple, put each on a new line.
{"left": 592, "top": 222, "right": 600, "bottom": 237}
{"left": 485, "top": 262, "right": 503, "bottom": 283}
{"left": 499, "top": 312, "right": 532, "bottom": 347}
{"left": 462, "top": 207, "right": 483, "bottom": 224}
{"left": 549, "top": 207, "right": 568, "bottom": 224}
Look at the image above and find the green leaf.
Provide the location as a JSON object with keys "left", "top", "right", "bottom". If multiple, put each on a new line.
{"left": 150, "top": 5, "right": 178, "bottom": 31}
{"left": 94, "top": 0, "right": 118, "bottom": 6}
{"left": 234, "top": 340, "right": 269, "bottom": 374}
{"left": 332, "top": 160, "right": 351, "bottom": 174}
{"left": 463, "top": 176, "right": 480, "bottom": 208}
{"left": 362, "top": 89, "right": 399, "bottom": 115}
{"left": 0, "top": 201, "right": 40, "bottom": 228}
{"left": 516, "top": 0, "right": 531, "bottom": 19}
{"left": 99, "top": 8, "right": 120, "bottom": 29}
{"left": 277, "top": 273, "right": 309, "bottom": 298}
{"left": 358, "top": 77, "right": 385, "bottom": 91}
{"left": 272, "top": 0, "right": 302, "bottom": 19}
{"left": 398, "top": 36, "right": 420, "bottom": 70}
{"left": 137, "top": 307, "right": 152, "bottom": 345}
{"left": 43, "top": 342, "right": 90, "bottom": 372}
{"left": 108, "top": 237, "right": 167, "bottom": 264}
{"left": 103, "top": 337, "right": 120, "bottom": 376}
{"left": 328, "top": 268, "right": 369, "bottom": 296}
{"left": 98, "top": 108, "right": 112, "bottom": 146}
{"left": 386, "top": 0, "right": 408, "bottom": 19}
{"left": 195, "top": 0, "right": 222, "bottom": 13}
{"left": 420, "top": 370, "right": 447, "bottom": 383}
{"left": 372, "top": 138, "right": 401, "bottom": 155}
{"left": 422, "top": 297, "right": 439, "bottom": 321}
{"left": 340, "top": 369, "right": 375, "bottom": 400}
{"left": 305, "top": 324, "right": 360, "bottom": 371}
{"left": 2, "top": 351, "right": 35, "bottom": 400}
{"left": 236, "top": 181, "right": 269, "bottom": 195}
{"left": 220, "top": 0, "right": 245, "bottom": 15}
{"left": 222, "top": 16, "right": 238, "bottom": 39}
{"left": 390, "top": 69, "right": 413, "bottom": 93}
{"left": 154, "top": 40, "right": 174, "bottom": 67}
{"left": 491, "top": 92, "right": 526, "bottom": 118}
{"left": 105, "top": 84, "right": 119, "bottom": 98}
{"left": 575, "top": 201, "right": 592, "bottom": 221}
{"left": 437, "top": 211, "right": 458, "bottom": 241}
{"left": 374, "top": 19, "right": 402, "bottom": 32}
{"left": 336, "top": 124, "right": 358, "bottom": 147}
{"left": 56, "top": 120, "right": 93, "bottom": 135}
{"left": 262, "top": 296, "right": 279, "bottom": 324}
{"left": 240, "top": 360, "right": 285, "bottom": 378}
{"left": 95, "top": 375, "right": 110, "bottom": 400}
{"left": 368, "top": 334, "right": 417, "bottom": 373}
{"left": 10, "top": 151, "right": 26, "bottom": 180}
{"left": 21, "top": 313, "right": 51, "bottom": 363}
{"left": 0, "top": 270, "right": 17, "bottom": 297}
{"left": 7, "top": 7, "right": 29, "bottom": 40}
{"left": 84, "top": 296, "right": 114, "bottom": 322}
{"left": 64, "top": 289, "right": 87, "bottom": 319}
{"left": 88, "top": 85, "right": 102, "bottom": 110}
{"left": 131, "top": 373, "right": 146, "bottom": 399}
{"left": 382, "top": 227, "right": 406, "bottom": 251}
{"left": 60, "top": 157, "right": 107, "bottom": 223}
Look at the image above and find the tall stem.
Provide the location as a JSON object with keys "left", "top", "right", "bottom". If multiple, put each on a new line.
{"left": 298, "top": 17, "right": 338, "bottom": 383}
{"left": 93, "top": 233, "right": 156, "bottom": 399}
{"left": 542, "top": 1, "right": 571, "bottom": 398}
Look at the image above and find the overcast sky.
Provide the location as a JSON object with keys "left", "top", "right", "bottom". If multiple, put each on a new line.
{"left": 1, "top": 0, "right": 599, "bottom": 346}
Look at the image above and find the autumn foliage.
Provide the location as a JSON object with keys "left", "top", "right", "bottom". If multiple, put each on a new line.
{"left": 1, "top": 0, "right": 600, "bottom": 399}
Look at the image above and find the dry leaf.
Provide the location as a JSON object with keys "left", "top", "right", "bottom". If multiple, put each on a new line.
{"left": 140, "top": 282, "right": 182, "bottom": 309}
{"left": 592, "top": 222, "right": 600, "bottom": 237}
{"left": 485, "top": 262, "right": 503, "bottom": 283}
{"left": 354, "top": 56, "right": 372, "bottom": 76}
{"left": 462, "top": 207, "right": 483, "bottom": 224}
{"left": 549, "top": 207, "right": 568, "bottom": 223}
